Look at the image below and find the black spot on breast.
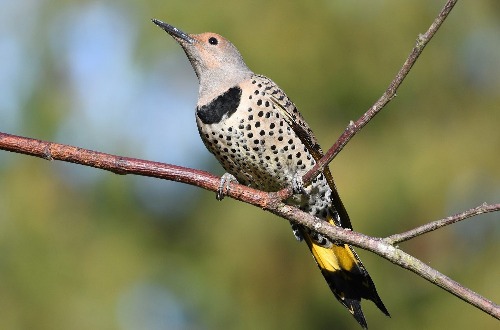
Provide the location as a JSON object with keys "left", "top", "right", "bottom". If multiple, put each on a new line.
{"left": 196, "top": 86, "right": 242, "bottom": 124}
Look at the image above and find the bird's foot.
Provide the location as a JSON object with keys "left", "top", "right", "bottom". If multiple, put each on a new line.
{"left": 291, "top": 173, "right": 307, "bottom": 195}
{"left": 291, "top": 223, "right": 304, "bottom": 242}
{"left": 216, "top": 173, "right": 238, "bottom": 201}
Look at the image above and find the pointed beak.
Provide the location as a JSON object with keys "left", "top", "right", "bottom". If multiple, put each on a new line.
{"left": 152, "top": 19, "right": 195, "bottom": 44}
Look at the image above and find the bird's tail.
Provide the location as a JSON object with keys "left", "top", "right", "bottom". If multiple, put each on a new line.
{"left": 301, "top": 215, "right": 390, "bottom": 329}
{"left": 274, "top": 100, "right": 389, "bottom": 326}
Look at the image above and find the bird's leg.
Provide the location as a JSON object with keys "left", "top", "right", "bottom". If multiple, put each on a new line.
{"left": 216, "top": 172, "right": 238, "bottom": 201}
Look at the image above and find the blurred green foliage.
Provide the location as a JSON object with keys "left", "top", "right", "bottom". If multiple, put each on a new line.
{"left": 0, "top": 1, "right": 499, "bottom": 329}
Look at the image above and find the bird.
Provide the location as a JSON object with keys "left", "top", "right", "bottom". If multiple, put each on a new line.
{"left": 152, "top": 19, "right": 390, "bottom": 328}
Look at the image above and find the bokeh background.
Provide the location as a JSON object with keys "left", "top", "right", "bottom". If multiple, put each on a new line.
{"left": 0, "top": 1, "right": 499, "bottom": 329}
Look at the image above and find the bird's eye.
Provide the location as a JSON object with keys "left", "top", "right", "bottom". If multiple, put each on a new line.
{"left": 208, "top": 37, "right": 218, "bottom": 45}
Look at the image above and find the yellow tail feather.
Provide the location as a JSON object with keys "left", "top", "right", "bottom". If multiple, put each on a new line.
{"left": 300, "top": 227, "right": 390, "bottom": 329}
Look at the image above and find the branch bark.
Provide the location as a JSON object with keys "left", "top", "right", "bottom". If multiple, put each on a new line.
{"left": 1, "top": 131, "right": 499, "bottom": 319}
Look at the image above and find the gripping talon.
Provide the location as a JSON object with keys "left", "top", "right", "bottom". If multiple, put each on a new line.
{"left": 291, "top": 174, "right": 307, "bottom": 195}
{"left": 216, "top": 173, "right": 237, "bottom": 201}
{"left": 291, "top": 223, "right": 304, "bottom": 242}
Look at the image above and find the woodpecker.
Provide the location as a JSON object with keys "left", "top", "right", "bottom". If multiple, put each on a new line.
{"left": 153, "top": 19, "right": 389, "bottom": 328}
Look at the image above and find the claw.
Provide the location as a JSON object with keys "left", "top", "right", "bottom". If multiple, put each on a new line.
{"left": 291, "top": 174, "right": 307, "bottom": 195}
{"left": 216, "top": 173, "right": 238, "bottom": 201}
{"left": 291, "top": 223, "right": 304, "bottom": 242}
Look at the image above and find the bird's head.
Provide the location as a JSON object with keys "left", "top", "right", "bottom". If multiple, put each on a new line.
{"left": 153, "top": 19, "right": 253, "bottom": 102}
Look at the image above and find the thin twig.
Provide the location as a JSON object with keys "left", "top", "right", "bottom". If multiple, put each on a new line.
{"left": 300, "top": 0, "right": 459, "bottom": 187}
{"left": 385, "top": 203, "right": 500, "bottom": 245}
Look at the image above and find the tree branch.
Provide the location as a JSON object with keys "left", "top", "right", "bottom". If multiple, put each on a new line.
{"left": 0, "top": 132, "right": 286, "bottom": 205}
{"left": 271, "top": 201, "right": 500, "bottom": 320}
{"left": 300, "top": 0, "right": 459, "bottom": 188}
{"left": 385, "top": 203, "right": 500, "bottom": 245}
{"left": 0, "top": 131, "right": 499, "bottom": 319}
{"left": 1, "top": 0, "right": 498, "bottom": 322}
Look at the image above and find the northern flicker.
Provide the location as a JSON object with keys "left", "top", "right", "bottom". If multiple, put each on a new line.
{"left": 153, "top": 19, "right": 390, "bottom": 328}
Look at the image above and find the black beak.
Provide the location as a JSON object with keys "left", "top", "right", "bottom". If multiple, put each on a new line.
{"left": 152, "top": 19, "right": 195, "bottom": 44}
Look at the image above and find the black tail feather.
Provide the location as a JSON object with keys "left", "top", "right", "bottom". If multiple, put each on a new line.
{"left": 320, "top": 260, "right": 390, "bottom": 329}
